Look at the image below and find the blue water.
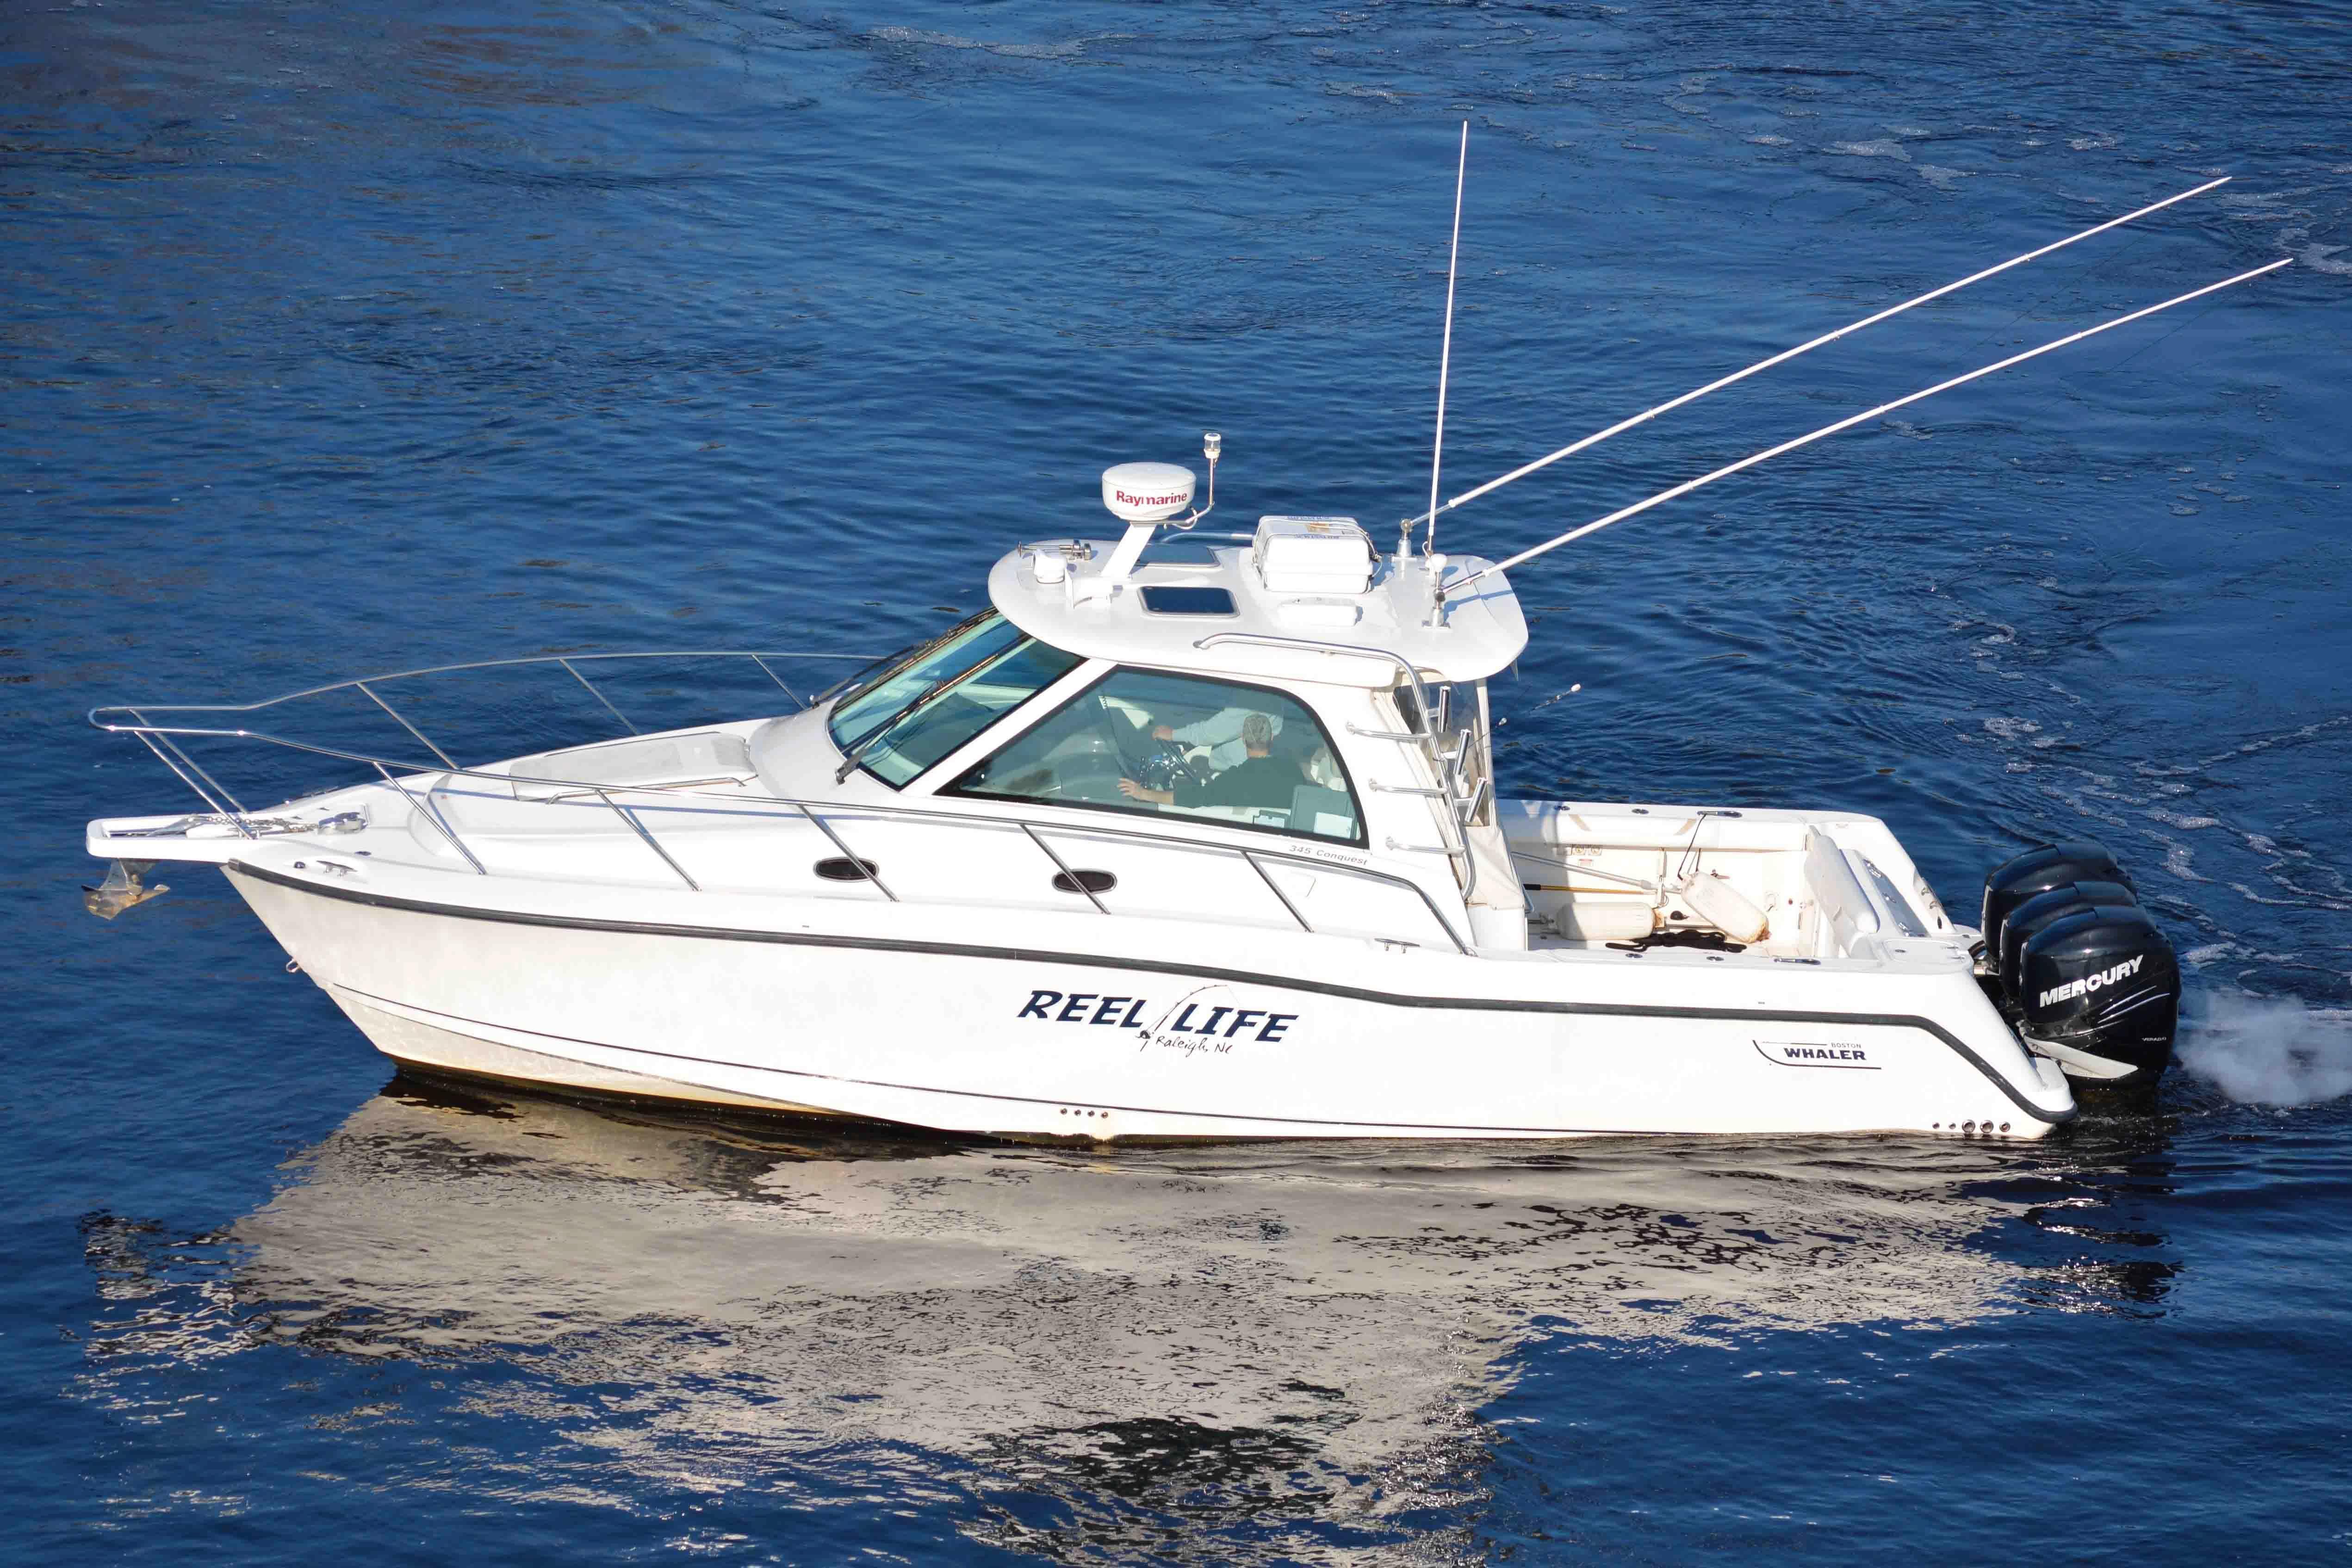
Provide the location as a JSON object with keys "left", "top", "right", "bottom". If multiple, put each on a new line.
{"left": 8, "top": 0, "right": 2352, "bottom": 1560}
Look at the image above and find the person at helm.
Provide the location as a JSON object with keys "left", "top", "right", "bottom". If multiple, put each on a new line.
{"left": 1117, "top": 713, "right": 1301, "bottom": 813}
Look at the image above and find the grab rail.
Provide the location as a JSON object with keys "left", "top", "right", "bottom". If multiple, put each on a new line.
{"left": 90, "top": 712, "right": 1474, "bottom": 955}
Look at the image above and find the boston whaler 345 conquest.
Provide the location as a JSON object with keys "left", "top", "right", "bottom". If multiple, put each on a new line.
{"left": 85, "top": 159, "right": 2285, "bottom": 1141}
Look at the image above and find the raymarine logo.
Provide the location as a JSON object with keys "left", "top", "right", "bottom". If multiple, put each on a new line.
{"left": 1115, "top": 488, "right": 1188, "bottom": 509}
{"left": 2037, "top": 954, "right": 2145, "bottom": 1010}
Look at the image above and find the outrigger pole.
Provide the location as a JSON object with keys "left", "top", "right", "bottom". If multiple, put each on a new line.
{"left": 1413, "top": 120, "right": 1471, "bottom": 562}
{"left": 1402, "top": 175, "right": 2234, "bottom": 544}
{"left": 1441, "top": 256, "right": 2291, "bottom": 603}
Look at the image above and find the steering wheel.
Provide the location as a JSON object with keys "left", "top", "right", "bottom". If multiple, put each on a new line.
{"left": 1022, "top": 749, "right": 1126, "bottom": 804}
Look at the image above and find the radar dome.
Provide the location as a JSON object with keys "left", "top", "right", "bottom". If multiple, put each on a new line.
{"left": 1101, "top": 462, "right": 1196, "bottom": 523}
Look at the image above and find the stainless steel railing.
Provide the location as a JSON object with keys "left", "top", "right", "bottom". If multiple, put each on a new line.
{"left": 87, "top": 649, "right": 873, "bottom": 832}
{"left": 91, "top": 659, "right": 1473, "bottom": 954}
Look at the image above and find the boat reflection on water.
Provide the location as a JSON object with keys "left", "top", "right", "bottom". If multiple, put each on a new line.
{"left": 105, "top": 1076, "right": 2181, "bottom": 1550}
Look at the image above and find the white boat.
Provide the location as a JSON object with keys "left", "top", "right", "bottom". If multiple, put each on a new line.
{"left": 85, "top": 175, "right": 2284, "bottom": 1143}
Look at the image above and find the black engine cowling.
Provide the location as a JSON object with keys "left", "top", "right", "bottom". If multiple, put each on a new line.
{"left": 2014, "top": 905, "right": 2180, "bottom": 1082}
{"left": 1996, "top": 878, "right": 2138, "bottom": 983}
{"left": 1980, "top": 841, "right": 2131, "bottom": 978}
{"left": 1980, "top": 841, "right": 2179, "bottom": 1085}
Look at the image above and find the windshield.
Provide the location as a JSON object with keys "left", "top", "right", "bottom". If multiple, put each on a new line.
{"left": 825, "top": 612, "right": 1084, "bottom": 787}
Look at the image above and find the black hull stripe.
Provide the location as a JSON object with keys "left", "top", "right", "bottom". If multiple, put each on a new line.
{"left": 226, "top": 861, "right": 2071, "bottom": 1125}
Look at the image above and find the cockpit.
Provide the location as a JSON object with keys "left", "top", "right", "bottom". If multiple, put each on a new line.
{"left": 825, "top": 610, "right": 1364, "bottom": 844}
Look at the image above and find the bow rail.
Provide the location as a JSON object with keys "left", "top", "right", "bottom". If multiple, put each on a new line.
{"left": 90, "top": 658, "right": 1473, "bottom": 954}
{"left": 88, "top": 649, "right": 876, "bottom": 825}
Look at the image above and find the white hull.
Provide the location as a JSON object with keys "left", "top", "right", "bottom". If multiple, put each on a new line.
{"left": 224, "top": 859, "right": 2073, "bottom": 1141}
{"left": 84, "top": 222, "right": 2238, "bottom": 1144}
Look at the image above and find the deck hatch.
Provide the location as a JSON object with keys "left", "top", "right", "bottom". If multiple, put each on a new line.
{"left": 1138, "top": 585, "right": 1237, "bottom": 617}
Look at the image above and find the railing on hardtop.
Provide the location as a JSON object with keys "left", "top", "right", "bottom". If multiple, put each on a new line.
{"left": 89, "top": 651, "right": 1474, "bottom": 955}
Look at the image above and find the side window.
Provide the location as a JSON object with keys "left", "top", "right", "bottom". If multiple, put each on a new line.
{"left": 948, "top": 669, "right": 1363, "bottom": 843}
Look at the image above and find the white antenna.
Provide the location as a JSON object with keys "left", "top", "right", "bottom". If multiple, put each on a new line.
{"left": 1410, "top": 121, "right": 1470, "bottom": 563}
{"left": 1442, "top": 256, "right": 2290, "bottom": 603}
{"left": 1401, "top": 175, "right": 2234, "bottom": 539}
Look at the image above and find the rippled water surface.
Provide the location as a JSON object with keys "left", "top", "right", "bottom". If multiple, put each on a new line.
{"left": 8, "top": 1, "right": 2351, "bottom": 1561}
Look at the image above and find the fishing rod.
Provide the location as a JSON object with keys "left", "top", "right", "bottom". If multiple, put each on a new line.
{"left": 1438, "top": 255, "right": 2292, "bottom": 606}
{"left": 1404, "top": 174, "right": 2234, "bottom": 550}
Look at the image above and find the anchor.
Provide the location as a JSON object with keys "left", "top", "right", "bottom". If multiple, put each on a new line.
{"left": 83, "top": 859, "right": 168, "bottom": 920}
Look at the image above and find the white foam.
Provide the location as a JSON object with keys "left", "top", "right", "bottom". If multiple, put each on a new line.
{"left": 2178, "top": 992, "right": 2352, "bottom": 1106}
{"left": 2299, "top": 242, "right": 2352, "bottom": 278}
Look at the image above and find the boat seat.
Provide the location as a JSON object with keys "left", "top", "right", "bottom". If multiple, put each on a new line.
{"left": 1802, "top": 828, "right": 1880, "bottom": 957}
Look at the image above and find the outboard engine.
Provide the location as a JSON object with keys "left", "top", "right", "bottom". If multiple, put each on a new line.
{"left": 1980, "top": 842, "right": 2180, "bottom": 1085}
{"left": 1980, "top": 841, "right": 2129, "bottom": 979}
{"left": 1997, "top": 879, "right": 2137, "bottom": 982}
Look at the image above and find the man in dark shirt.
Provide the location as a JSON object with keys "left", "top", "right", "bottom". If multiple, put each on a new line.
{"left": 1118, "top": 712, "right": 1300, "bottom": 813}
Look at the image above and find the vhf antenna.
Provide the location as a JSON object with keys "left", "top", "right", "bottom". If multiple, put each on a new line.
{"left": 1405, "top": 121, "right": 1469, "bottom": 564}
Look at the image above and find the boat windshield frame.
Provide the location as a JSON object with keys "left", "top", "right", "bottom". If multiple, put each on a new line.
{"left": 825, "top": 611, "right": 1086, "bottom": 789}
{"left": 822, "top": 608, "right": 1001, "bottom": 721}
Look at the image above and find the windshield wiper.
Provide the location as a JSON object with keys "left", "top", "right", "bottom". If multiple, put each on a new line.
{"left": 833, "top": 662, "right": 987, "bottom": 783}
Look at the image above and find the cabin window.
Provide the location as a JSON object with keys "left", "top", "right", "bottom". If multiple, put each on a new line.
{"left": 826, "top": 611, "right": 1084, "bottom": 787}
{"left": 946, "top": 668, "right": 1364, "bottom": 844}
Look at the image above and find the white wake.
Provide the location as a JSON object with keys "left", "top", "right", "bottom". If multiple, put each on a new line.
{"left": 2178, "top": 990, "right": 2352, "bottom": 1106}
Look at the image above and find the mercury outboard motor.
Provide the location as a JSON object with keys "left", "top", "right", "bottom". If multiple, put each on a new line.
{"left": 2013, "top": 904, "right": 2180, "bottom": 1083}
{"left": 1980, "top": 841, "right": 2179, "bottom": 1085}
{"left": 1997, "top": 879, "right": 2138, "bottom": 982}
{"left": 1980, "top": 841, "right": 2130, "bottom": 979}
